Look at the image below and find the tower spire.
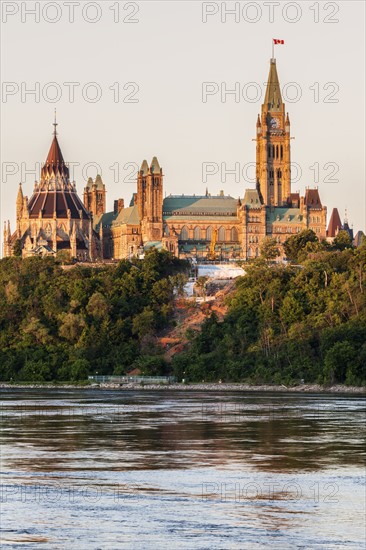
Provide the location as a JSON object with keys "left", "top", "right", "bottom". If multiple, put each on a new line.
{"left": 264, "top": 58, "right": 283, "bottom": 111}
{"left": 53, "top": 109, "right": 58, "bottom": 137}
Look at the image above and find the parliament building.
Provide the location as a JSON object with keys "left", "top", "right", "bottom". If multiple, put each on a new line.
{"left": 4, "top": 58, "right": 329, "bottom": 261}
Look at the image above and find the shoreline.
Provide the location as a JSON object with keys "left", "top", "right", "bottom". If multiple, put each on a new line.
{"left": 1, "top": 382, "right": 365, "bottom": 394}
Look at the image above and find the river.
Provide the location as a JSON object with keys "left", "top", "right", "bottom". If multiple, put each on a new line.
{"left": 0, "top": 390, "right": 365, "bottom": 549}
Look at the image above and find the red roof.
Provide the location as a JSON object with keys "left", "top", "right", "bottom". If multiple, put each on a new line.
{"left": 41, "top": 135, "right": 69, "bottom": 180}
{"left": 327, "top": 208, "right": 342, "bottom": 237}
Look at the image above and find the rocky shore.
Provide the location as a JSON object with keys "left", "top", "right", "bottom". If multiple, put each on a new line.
{"left": 1, "top": 382, "right": 365, "bottom": 393}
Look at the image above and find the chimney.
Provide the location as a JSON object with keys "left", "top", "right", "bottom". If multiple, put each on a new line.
{"left": 114, "top": 198, "right": 124, "bottom": 214}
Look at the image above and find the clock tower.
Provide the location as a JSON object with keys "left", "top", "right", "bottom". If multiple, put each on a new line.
{"left": 255, "top": 58, "right": 291, "bottom": 206}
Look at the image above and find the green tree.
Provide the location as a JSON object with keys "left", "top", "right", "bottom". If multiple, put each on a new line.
{"left": 260, "top": 237, "right": 280, "bottom": 260}
{"left": 13, "top": 240, "right": 22, "bottom": 257}
{"left": 284, "top": 229, "right": 318, "bottom": 263}
{"left": 332, "top": 230, "right": 353, "bottom": 251}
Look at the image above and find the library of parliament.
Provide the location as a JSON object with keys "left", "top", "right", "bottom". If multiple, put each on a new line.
{"left": 4, "top": 58, "right": 337, "bottom": 261}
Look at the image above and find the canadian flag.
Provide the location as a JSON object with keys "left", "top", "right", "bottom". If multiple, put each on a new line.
{"left": 273, "top": 39, "right": 285, "bottom": 45}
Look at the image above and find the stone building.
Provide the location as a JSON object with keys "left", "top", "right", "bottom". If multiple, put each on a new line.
{"left": 93, "top": 57, "right": 327, "bottom": 261}
{"left": 4, "top": 57, "right": 328, "bottom": 261}
{"left": 3, "top": 121, "right": 100, "bottom": 260}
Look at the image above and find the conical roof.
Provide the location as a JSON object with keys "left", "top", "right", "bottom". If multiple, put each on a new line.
{"left": 140, "top": 160, "right": 149, "bottom": 175}
{"left": 41, "top": 133, "right": 70, "bottom": 181}
{"left": 264, "top": 59, "right": 283, "bottom": 111}
{"left": 95, "top": 174, "right": 104, "bottom": 189}
{"left": 327, "top": 208, "right": 342, "bottom": 237}
{"left": 150, "top": 156, "right": 161, "bottom": 173}
{"left": 27, "top": 122, "right": 90, "bottom": 221}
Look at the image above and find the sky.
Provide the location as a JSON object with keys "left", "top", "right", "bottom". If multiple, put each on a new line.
{"left": 1, "top": 0, "right": 365, "bottom": 248}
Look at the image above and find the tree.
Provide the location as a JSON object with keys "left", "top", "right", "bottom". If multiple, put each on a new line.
{"left": 323, "top": 341, "right": 357, "bottom": 384}
{"left": 86, "top": 292, "right": 110, "bottom": 319}
{"left": 56, "top": 250, "right": 72, "bottom": 265}
{"left": 284, "top": 230, "right": 318, "bottom": 263}
{"left": 13, "top": 240, "right": 22, "bottom": 257}
{"left": 332, "top": 230, "right": 353, "bottom": 251}
{"left": 260, "top": 237, "right": 280, "bottom": 261}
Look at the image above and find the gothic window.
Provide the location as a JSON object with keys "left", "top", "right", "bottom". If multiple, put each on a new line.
{"left": 218, "top": 227, "right": 226, "bottom": 242}
{"left": 248, "top": 248, "right": 252, "bottom": 257}
{"left": 193, "top": 226, "right": 201, "bottom": 240}
{"left": 44, "top": 224, "right": 52, "bottom": 238}
{"left": 231, "top": 227, "right": 238, "bottom": 241}
{"left": 180, "top": 226, "right": 189, "bottom": 240}
{"left": 276, "top": 145, "right": 279, "bottom": 159}
{"left": 206, "top": 226, "right": 212, "bottom": 241}
{"left": 280, "top": 145, "right": 283, "bottom": 159}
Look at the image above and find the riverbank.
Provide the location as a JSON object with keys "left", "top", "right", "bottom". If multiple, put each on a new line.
{"left": 1, "top": 382, "right": 365, "bottom": 393}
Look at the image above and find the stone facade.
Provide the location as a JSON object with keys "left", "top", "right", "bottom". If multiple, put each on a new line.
{"left": 3, "top": 123, "right": 100, "bottom": 261}
{"left": 4, "top": 58, "right": 329, "bottom": 262}
{"left": 92, "top": 57, "right": 327, "bottom": 262}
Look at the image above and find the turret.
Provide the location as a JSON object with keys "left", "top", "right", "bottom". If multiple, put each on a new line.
{"left": 16, "top": 183, "right": 24, "bottom": 220}
{"left": 285, "top": 113, "right": 290, "bottom": 134}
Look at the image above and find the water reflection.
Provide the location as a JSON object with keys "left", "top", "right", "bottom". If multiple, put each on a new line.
{"left": 1, "top": 390, "right": 365, "bottom": 473}
{"left": 1, "top": 390, "right": 365, "bottom": 549}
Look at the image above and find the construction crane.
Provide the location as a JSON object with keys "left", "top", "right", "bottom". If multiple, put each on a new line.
{"left": 208, "top": 228, "right": 217, "bottom": 260}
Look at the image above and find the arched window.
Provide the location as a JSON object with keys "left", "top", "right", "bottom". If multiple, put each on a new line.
{"left": 44, "top": 223, "right": 52, "bottom": 238}
{"left": 248, "top": 248, "right": 252, "bottom": 258}
{"left": 276, "top": 145, "right": 279, "bottom": 159}
{"left": 231, "top": 227, "right": 238, "bottom": 242}
{"left": 280, "top": 145, "right": 283, "bottom": 159}
{"left": 206, "top": 226, "right": 212, "bottom": 241}
{"left": 218, "top": 226, "right": 226, "bottom": 242}
{"left": 180, "top": 226, "right": 189, "bottom": 240}
{"left": 193, "top": 226, "right": 201, "bottom": 240}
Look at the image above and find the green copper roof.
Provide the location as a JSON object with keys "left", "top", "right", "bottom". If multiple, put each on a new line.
{"left": 264, "top": 59, "right": 283, "bottom": 111}
{"left": 144, "top": 241, "right": 163, "bottom": 250}
{"left": 94, "top": 205, "right": 140, "bottom": 229}
{"left": 266, "top": 208, "right": 303, "bottom": 224}
{"left": 140, "top": 160, "right": 149, "bottom": 175}
{"left": 150, "top": 156, "right": 161, "bottom": 173}
{"left": 114, "top": 205, "right": 140, "bottom": 226}
{"left": 243, "top": 189, "right": 262, "bottom": 208}
{"left": 163, "top": 195, "right": 237, "bottom": 218}
{"left": 94, "top": 174, "right": 104, "bottom": 190}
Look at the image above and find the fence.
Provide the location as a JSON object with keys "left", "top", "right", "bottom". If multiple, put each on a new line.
{"left": 88, "top": 375, "right": 177, "bottom": 385}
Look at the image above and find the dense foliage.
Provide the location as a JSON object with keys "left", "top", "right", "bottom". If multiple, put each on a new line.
{"left": 173, "top": 233, "right": 366, "bottom": 386}
{"left": 0, "top": 250, "right": 188, "bottom": 382}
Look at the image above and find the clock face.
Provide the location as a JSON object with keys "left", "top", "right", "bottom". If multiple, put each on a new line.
{"left": 270, "top": 117, "right": 278, "bottom": 129}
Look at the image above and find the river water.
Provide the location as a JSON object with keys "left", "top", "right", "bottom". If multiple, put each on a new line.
{"left": 0, "top": 390, "right": 365, "bottom": 549}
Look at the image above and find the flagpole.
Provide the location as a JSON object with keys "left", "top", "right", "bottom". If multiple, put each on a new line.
{"left": 272, "top": 39, "right": 274, "bottom": 60}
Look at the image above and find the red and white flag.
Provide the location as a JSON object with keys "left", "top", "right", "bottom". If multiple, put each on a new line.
{"left": 273, "top": 39, "right": 285, "bottom": 45}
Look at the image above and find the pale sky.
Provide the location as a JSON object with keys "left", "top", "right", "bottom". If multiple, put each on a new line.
{"left": 1, "top": 0, "right": 365, "bottom": 247}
